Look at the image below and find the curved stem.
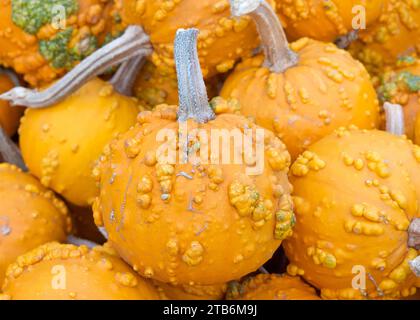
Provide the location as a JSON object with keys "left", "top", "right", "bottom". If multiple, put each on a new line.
{"left": 230, "top": 0, "right": 298, "bottom": 73}
{"left": 408, "top": 218, "right": 420, "bottom": 250}
{"left": 0, "top": 68, "right": 20, "bottom": 87}
{"left": 110, "top": 54, "right": 146, "bottom": 97}
{"left": 0, "top": 126, "right": 26, "bottom": 170}
{"left": 66, "top": 235, "right": 98, "bottom": 249}
{"left": 384, "top": 102, "right": 405, "bottom": 136}
{"left": 0, "top": 26, "right": 153, "bottom": 108}
{"left": 409, "top": 256, "right": 420, "bottom": 277}
{"left": 174, "top": 29, "right": 215, "bottom": 123}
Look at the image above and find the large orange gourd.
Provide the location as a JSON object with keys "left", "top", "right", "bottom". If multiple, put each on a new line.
{"left": 0, "top": 242, "right": 160, "bottom": 300}
{"left": 284, "top": 122, "right": 420, "bottom": 299}
{"left": 0, "top": 163, "right": 71, "bottom": 287}
{"left": 275, "top": 0, "right": 385, "bottom": 43}
{"left": 0, "top": 0, "right": 124, "bottom": 88}
{"left": 0, "top": 70, "right": 23, "bottom": 137}
{"left": 227, "top": 274, "right": 320, "bottom": 300}
{"left": 93, "top": 29, "right": 294, "bottom": 286}
{"left": 221, "top": 0, "right": 380, "bottom": 159}
{"left": 349, "top": 0, "right": 420, "bottom": 75}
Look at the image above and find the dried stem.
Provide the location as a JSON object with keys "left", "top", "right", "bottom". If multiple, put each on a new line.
{"left": 0, "top": 26, "right": 152, "bottom": 108}
{"left": 230, "top": 0, "right": 298, "bottom": 73}
{"left": 335, "top": 30, "right": 359, "bottom": 49}
{"left": 409, "top": 256, "right": 420, "bottom": 277}
{"left": 383, "top": 102, "right": 405, "bottom": 136}
{"left": 408, "top": 218, "right": 420, "bottom": 250}
{"left": 174, "top": 29, "right": 215, "bottom": 123}
{"left": 110, "top": 54, "right": 146, "bottom": 96}
{"left": 0, "top": 126, "right": 26, "bottom": 170}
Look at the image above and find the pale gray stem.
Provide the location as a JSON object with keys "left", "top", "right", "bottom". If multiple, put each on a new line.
{"left": 335, "top": 30, "right": 359, "bottom": 49}
{"left": 384, "top": 102, "right": 405, "bottom": 136}
{"left": 0, "top": 126, "right": 26, "bottom": 170}
{"left": 98, "top": 226, "right": 109, "bottom": 240}
{"left": 230, "top": 0, "right": 298, "bottom": 73}
{"left": 67, "top": 235, "right": 98, "bottom": 249}
{"left": 174, "top": 29, "right": 215, "bottom": 123}
{"left": 110, "top": 54, "right": 146, "bottom": 96}
{"left": 408, "top": 218, "right": 420, "bottom": 250}
{"left": 409, "top": 256, "right": 420, "bottom": 277}
{"left": 0, "top": 26, "right": 152, "bottom": 108}
{"left": 0, "top": 68, "right": 20, "bottom": 87}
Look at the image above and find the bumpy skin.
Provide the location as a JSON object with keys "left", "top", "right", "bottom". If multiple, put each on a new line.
{"left": 275, "top": 0, "right": 385, "bottom": 42}
{"left": 0, "top": 242, "right": 160, "bottom": 300}
{"left": 284, "top": 127, "right": 420, "bottom": 299}
{"left": 0, "top": 0, "right": 123, "bottom": 87}
{"left": 377, "top": 58, "right": 420, "bottom": 140}
{"left": 0, "top": 164, "right": 71, "bottom": 288}
{"left": 120, "top": 0, "right": 278, "bottom": 78}
{"left": 221, "top": 39, "right": 380, "bottom": 160}
{"left": 349, "top": 0, "right": 420, "bottom": 76}
{"left": 134, "top": 61, "right": 220, "bottom": 109}
{"left": 93, "top": 102, "right": 295, "bottom": 285}
{"left": 19, "top": 78, "right": 140, "bottom": 207}
{"left": 154, "top": 281, "right": 227, "bottom": 300}
{"left": 227, "top": 274, "right": 320, "bottom": 300}
{"left": 0, "top": 72, "right": 23, "bottom": 136}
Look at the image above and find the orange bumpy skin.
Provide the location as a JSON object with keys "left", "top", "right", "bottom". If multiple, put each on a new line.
{"left": 154, "top": 281, "right": 227, "bottom": 300}
{"left": 284, "top": 126, "right": 420, "bottom": 300}
{"left": 0, "top": 242, "right": 160, "bottom": 300}
{"left": 133, "top": 61, "right": 220, "bottom": 109}
{"left": 275, "top": 0, "right": 385, "bottom": 42}
{"left": 349, "top": 0, "right": 420, "bottom": 75}
{"left": 0, "top": 164, "right": 71, "bottom": 288}
{"left": 377, "top": 58, "right": 420, "bottom": 139}
{"left": 227, "top": 274, "right": 320, "bottom": 300}
{"left": 93, "top": 101, "right": 294, "bottom": 285}
{"left": 221, "top": 39, "right": 380, "bottom": 160}
{"left": 0, "top": 72, "right": 23, "bottom": 136}
{"left": 120, "top": 0, "right": 278, "bottom": 78}
{"left": 18, "top": 78, "right": 140, "bottom": 207}
{"left": 0, "top": 0, "right": 122, "bottom": 88}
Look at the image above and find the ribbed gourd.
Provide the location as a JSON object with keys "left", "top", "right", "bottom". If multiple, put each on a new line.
{"left": 221, "top": 0, "right": 380, "bottom": 159}
{"left": 93, "top": 28, "right": 295, "bottom": 286}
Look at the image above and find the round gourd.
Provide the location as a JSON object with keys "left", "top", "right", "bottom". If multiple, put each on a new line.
{"left": 120, "top": 0, "right": 280, "bottom": 78}
{"left": 0, "top": 242, "right": 160, "bottom": 300}
{"left": 93, "top": 29, "right": 294, "bottom": 285}
{"left": 284, "top": 125, "right": 420, "bottom": 299}
{"left": 0, "top": 163, "right": 71, "bottom": 287}
{"left": 377, "top": 58, "right": 420, "bottom": 140}
{"left": 154, "top": 281, "right": 227, "bottom": 300}
{"left": 18, "top": 78, "right": 140, "bottom": 207}
{"left": 227, "top": 274, "right": 320, "bottom": 300}
{"left": 221, "top": 0, "right": 380, "bottom": 160}
{"left": 0, "top": 0, "right": 123, "bottom": 87}
{"left": 0, "top": 71, "right": 23, "bottom": 137}
{"left": 349, "top": 0, "right": 420, "bottom": 75}
{"left": 275, "top": 0, "right": 385, "bottom": 43}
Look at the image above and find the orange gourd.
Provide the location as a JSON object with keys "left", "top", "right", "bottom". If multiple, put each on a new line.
{"left": 93, "top": 29, "right": 294, "bottom": 285}
{"left": 221, "top": 0, "right": 380, "bottom": 160}
{"left": 349, "top": 0, "right": 420, "bottom": 75}
{"left": 275, "top": 0, "right": 385, "bottom": 43}
{"left": 284, "top": 123, "right": 420, "bottom": 299}
{"left": 154, "top": 281, "right": 227, "bottom": 300}
{"left": 0, "top": 0, "right": 123, "bottom": 87}
{"left": 0, "top": 242, "right": 160, "bottom": 300}
{"left": 227, "top": 274, "right": 321, "bottom": 300}
{"left": 0, "top": 163, "right": 71, "bottom": 287}
{"left": 377, "top": 58, "right": 420, "bottom": 140}
{"left": 0, "top": 70, "right": 23, "bottom": 137}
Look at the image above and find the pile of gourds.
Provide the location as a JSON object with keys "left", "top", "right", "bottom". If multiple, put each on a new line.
{"left": 0, "top": 0, "right": 419, "bottom": 300}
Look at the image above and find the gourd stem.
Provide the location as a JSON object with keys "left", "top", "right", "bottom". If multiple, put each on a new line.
{"left": 384, "top": 102, "right": 405, "bottom": 136}
{"left": 110, "top": 54, "right": 146, "bottom": 96}
{"left": 174, "top": 29, "right": 215, "bottom": 123}
{"left": 335, "top": 30, "right": 359, "bottom": 49}
{"left": 0, "top": 126, "right": 26, "bottom": 170}
{"left": 409, "top": 256, "right": 420, "bottom": 277}
{"left": 230, "top": 0, "right": 298, "bottom": 73}
{"left": 0, "top": 26, "right": 153, "bottom": 108}
{"left": 97, "top": 226, "right": 108, "bottom": 240}
{"left": 408, "top": 218, "right": 420, "bottom": 250}
{"left": 67, "top": 235, "right": 98, "bottom": 249}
